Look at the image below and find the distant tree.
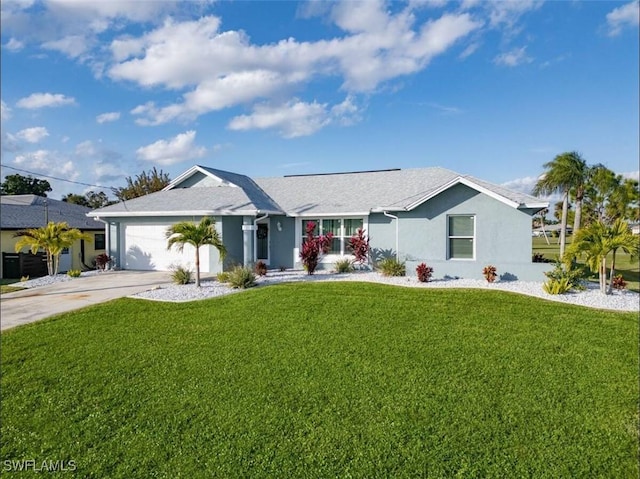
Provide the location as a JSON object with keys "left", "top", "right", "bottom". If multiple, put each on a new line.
{"left": 534, "top": 152, "right": 587, "bottom": 257}
{"left": 165, "top": 217, "right": 226, "bottom": 287}
{"left": 62, "top": 193, "right": 90, "bottom": 207}
{"left": 0, "top": 174, "right": 52, "bottom": 197}
{"left": 14, "top": 222, "right": 92, "bottom": 276}
{"left": 583, "top": 167, "right": 640, "bottom": 225}
{"left": 112, "top": 167, "right": 170, "bottom": 201}
{"left": 85, "top": 191, "right": 114, "bottom": 209}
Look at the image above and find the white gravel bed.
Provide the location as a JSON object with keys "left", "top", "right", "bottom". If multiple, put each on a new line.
{"left": 16, "top": 270, "right": 103, "bottom": 288}
{"left": 131, "top": 270, "right": 640, "bottom": 312}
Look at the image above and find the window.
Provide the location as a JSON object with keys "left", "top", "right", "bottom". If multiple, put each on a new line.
{"left": 95, "top": 233, "right": 106, "bottom": 250}
{"left": 301, "top": 218, "right": 364, "bottom": 256}
{"left": 448, "top": 215, "right": 474, "bottom": 259}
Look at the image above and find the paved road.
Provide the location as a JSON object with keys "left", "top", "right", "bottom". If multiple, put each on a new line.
{"left": 0, "top": 271, "right": 171, "bottom": 331}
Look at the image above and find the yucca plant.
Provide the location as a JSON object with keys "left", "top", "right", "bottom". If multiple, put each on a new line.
{"left": 378, "top": 257, "right": 406, "bottom": 277}
{"left": 227, "top": 266, "right": 257, "bottom": 289}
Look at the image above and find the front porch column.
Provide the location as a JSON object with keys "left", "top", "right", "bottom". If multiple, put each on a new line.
{"left": 242, "top": 217, "right": 256, "bottom": 267}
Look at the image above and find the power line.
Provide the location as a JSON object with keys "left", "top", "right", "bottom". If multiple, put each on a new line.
{"left": 0, "top": 163, "right": 114, "bottom": 190}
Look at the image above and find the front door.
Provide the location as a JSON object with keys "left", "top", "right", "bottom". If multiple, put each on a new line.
{"left": 256, "top": 223, "right": 269, "bottom": 263}
{"left": 58, "top": 247, "right": 72, "bottom": 273}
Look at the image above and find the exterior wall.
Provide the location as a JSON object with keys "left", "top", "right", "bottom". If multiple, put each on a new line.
{"left": 370, "top": 184, "right": 552, "bottom": 281}
{"left": 269, "top": 215, "right": 296, "bottom": 269}
{"left": 221, "top": 216, "right": 244, "bottom": 269}
{"left": 1, "top": 229, "right": 105, "bottom": 278}
{"left": 175, "top": 173, "right": 225, "bottom": 188}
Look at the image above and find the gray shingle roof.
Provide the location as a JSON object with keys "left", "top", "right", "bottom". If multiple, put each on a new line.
{"left": 88, "top": 185, "right": 283, "bottom": 217}
{"left": 89, "top": 166, "right": 547, "bottom": 217}
{"left": 0, "top": 195, "right": 103, "bottom": 230}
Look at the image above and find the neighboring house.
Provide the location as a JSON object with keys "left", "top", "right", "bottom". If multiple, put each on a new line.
{"left": 630, "top": 222, "right": 640, "bottom": 235}
{"left": 0, "top": 195, "right": 105, "bottom": 279}
{"left": 88, "top": 165, "right": 551, "bottom": 281}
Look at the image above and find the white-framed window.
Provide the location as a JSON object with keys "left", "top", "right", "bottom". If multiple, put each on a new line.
{"left": 301, "top": 218, "right": 364, "bottom": 255}
{"left": 448, "top": 215, "right": 475, "bottom": 260}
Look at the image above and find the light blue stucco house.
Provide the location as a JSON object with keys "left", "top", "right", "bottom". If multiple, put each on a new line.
{"left": 87, "top": 165, "right": 551, "bottom": 281}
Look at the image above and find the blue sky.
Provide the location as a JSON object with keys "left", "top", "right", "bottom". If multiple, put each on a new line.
{"left": 1, "top": 0, "right": 638, "bottom": 201}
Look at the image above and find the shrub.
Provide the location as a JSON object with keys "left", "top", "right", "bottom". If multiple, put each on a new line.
{"left": 544, "top": 261, "right": 586, "bottom": 292}
{"left": 67, "top": 269, "right": 82, "bottom": 278}
{"left": 543, "top": 277, "right": 573, "bottom": 295}
{"left": 378, "top": 257, "right": 406, "bottom": 277}
{"left": 254, "top": 260, "right": 268, "bottom": 276}
{"left": 227, "top": 266, "right": 257, "bottom": 289}
{"left": 216, "top": 271, "right": 230, "bottom": 283}
{"left": 20, "top": 276, "right": 29, "bottom": 282}
{"left": 170, "top": 264, "right": 193, "bottom": 285}
{"left": 612, "top": 274, "right": 627, "bottom": 290}
{"left": 483, "top": 265, "right": 497, "bottom": 283}
{"left": 334, "top": 258, "right": 354, "bottom": 274}
{"left": 348, "top": 228, "right": 370, "bottom": 267}
{"left": 300, "top": 221, "right": 333, "bottom": 275}
{"left": 532, "top": 252, "right": 551, "bottom": 263}
{"left": 416, "top": 263, "right": 433, "bottom": 282}
{"left": 95, "top": 253, "right": 112, "bottom": 271}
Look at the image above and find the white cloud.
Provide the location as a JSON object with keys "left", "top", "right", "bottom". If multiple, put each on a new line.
{"left": 1, "top": 100, "right": 11, "bottom": 122}
{"left": 96, "top": 111, "right": 120, "bottom": 124}
{"left": 606, "top": 1, "right": 639, "bottom": 36}
{"left": 42, "top": 34, "right": 90, "bottom": 58}
{"left": 16, "top": 126, "right": 49, "bottom": 143}
{"left": 114, "top": 6, "right": 480, "bottom": 126}
{"left": 622, "top": 170, "right": 640, "bottom": 181}
{"left": 501, "top": 176, "right": 540, "bottom": 196}
{"left": 136, "top": 131, "right": 206, "bottom": 165}
{"left": 229, "top": 96, "right": 362, "bottom": 138}
{"left": 4, "top": 37, "right": 24, "bottom": 51}
{"left": 16, "top": 92, "right": 76, "bottom": 109}
{"left": 13, "top": 149, "right": 79, "bottom": 181}
{"left": 229, "top": 100, "right": 331, "bottom": 139}
{"left": 493, "top": 46, "right": 533, "bottom": 67}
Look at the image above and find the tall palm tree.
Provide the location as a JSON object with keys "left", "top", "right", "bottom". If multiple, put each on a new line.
{"left": 166, "top": 217, "right": 226, "bottom": 287}
{"left": 14, "top": 222, "right": 92, "bottom": 276}
{"left": 533, "top": 151, "right": 588, "bottom": 257}
{"left": 568, "top": 218, "right": 639, "bottom": 294}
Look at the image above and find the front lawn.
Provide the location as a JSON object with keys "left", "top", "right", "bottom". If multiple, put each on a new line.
{"left": 2, "top": 283, "right": 638, "bottom": 478}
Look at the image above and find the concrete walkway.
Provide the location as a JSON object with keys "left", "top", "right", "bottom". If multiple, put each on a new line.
{"left": 0, "top": 271, "right": 171, "bottom": 331}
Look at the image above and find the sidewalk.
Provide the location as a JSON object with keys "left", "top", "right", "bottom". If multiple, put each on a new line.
{"left": 0, "top": 271, "right": 170, "bottom": 331}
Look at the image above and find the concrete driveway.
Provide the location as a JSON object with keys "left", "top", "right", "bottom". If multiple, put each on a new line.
{"left": 1, "top": 271, "right": 171, "bottom": 331}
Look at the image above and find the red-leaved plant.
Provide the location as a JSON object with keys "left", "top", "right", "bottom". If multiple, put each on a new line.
{"left": 416, "top": 263, "right": 433, "bottom": 282}
{"left": 300, "top": 221, "right": 333, "bottom": 275}
{"left": 348, "top": 228, "right": 370, "bottom": 267}
{"left": 483, "top": 265, "right": 497, "bottom": 283}
{"left": 612, "top": 274, "right": 627, "bottom": 290}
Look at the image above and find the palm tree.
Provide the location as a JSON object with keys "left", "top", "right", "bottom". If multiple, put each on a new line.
{"left": 568, "top": 218, "right": 639, "bottom": 294}
{"left": 166, "top": 217, "right": 226, "bottom": 287}
{"left": 533, "top": 152, "right": 588, "bottom": 257}
{"left": 14, "top": 222, "right": 92, "bottom": 276}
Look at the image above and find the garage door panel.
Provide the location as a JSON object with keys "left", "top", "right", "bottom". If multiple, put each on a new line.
{"left": 124, "top": 224, "right": 208, "bottom": 272}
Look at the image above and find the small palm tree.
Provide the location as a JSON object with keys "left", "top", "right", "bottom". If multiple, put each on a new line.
{"left": 534, "top": 152, "right": 588, "bottom": 257}
{"left": 166, "top": 217, "right": 226, "bottom": 287}
{"left": 568, "top": 218, "right": 639, "bottom": 294}
{"left": 14, "top": 222, "right": 92, "bottom": 276}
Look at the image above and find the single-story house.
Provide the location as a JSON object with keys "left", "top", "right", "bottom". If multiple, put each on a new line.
{"left": 0, "top": 195, "right": 106, "bottom": 279}
{"left": 87, "top": 165, "right": 551, "bottom": 281}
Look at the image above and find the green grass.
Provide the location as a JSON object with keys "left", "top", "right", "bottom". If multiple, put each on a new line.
{"left": 0, "top": 278, "right": 25, "bottom": 294}
{"left": 533, "top": 236, "right": 640, "bottom": 292}
{"left": 2, "top": 282, "right": 638, "bottom": 478}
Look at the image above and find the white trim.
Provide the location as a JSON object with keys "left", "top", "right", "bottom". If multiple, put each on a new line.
{"left": 164, "top": 165, "right": 239, "bottom": 191}
{"left": 86, "top": 209, "right": 283, "bottom": 218}
{"left": 289, "top": 211, "right": 369, "bottom": 218}
{"left": 447, "top": 214, "right": 476, "bottom": 261}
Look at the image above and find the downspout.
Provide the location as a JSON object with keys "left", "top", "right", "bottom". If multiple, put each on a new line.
{"left": 253, "top": 213, "right": 269, "bottom": 264}
{"left": 383, "top": 211, "right": 399, "bottom": 261}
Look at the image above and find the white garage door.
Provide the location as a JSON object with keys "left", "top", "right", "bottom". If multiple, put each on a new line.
{"left": 123, "top": 224, "right": 209, "bottom": 271}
